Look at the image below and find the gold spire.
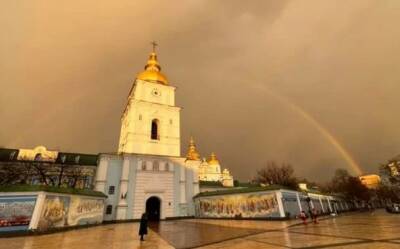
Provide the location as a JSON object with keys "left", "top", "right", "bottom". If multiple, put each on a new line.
{"left": 136, "top": 42, "right": 168, "bottom": 85}
{"left": 186, "top": 136, "right": 201, "bottom": 160}
{"left": 208, "top": 152, "right": 220, "bottom": 165}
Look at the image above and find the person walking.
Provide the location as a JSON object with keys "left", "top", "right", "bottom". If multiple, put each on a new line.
{"left": 311, "top": 208, "right": 318, "bottom": 224}
{"left": 299, "top": 211, "right": 307, "bottom": 225}
{"left": 139, "top": 212, "right": 148, "bottom": 241}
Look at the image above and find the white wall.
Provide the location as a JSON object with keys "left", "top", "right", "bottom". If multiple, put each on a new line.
{"left": 132, "top": 170, "right": 174, "bottom": 219}
{"left": 118, "top": 80, "right": 181, "bottom": 157}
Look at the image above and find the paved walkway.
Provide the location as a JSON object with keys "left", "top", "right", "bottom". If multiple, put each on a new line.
{"left": 0, "top": 223, "right": 173, "bottom": 249}
{"left": 197, "top": 210, "right": 400, "bottom": 249}
{"left": 1, "top": 210, "right": 399, "bottom": 249}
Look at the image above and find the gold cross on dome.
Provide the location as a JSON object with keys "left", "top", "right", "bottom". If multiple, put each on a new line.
{"left": 150, "top": 41, "right": 158, "bottom": 52}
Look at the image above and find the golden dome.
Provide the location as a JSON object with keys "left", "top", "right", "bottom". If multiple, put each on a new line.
{"left": 208, "top": 152, "right": 220, "bottom": 165}
{"left": 136, "top": 52, "right": 169, "bottom": 85}
{"left": 186, "top": 137, "right": 201, "bottom": 161}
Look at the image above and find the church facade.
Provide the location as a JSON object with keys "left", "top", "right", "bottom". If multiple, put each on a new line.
{"left": 186, "top": 138, "right": 234, "bottom": 187}
{"left": 94, "top": 49, "right": 234, "bottom": 221}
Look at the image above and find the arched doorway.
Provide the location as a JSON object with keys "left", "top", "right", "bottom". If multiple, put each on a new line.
{"left": 146, "top": 196, "right": 161, "bottom": 221}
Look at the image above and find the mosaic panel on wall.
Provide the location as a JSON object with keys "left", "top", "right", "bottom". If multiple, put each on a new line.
{"left": 38, "top": 195, "right": 103, "bottom": 230}
{"left": 196, "top": 192, "right": 280, "bottom": 218}
{"left": 0, "top": 195, "right": 37, "bottom": 231}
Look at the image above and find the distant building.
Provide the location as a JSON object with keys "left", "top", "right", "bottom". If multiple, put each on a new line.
{"left": 358, "top": 174, "right": 381, "bottom": 189}
{"left": 0, "top": 146, "right": 97, "bottom": 188}
{"left": 387, "top": 155, "right": 400, "bottom": 177}
{"left": 379, "top": 154, "right": 400, "bottom": 185}
{"left": 298, "top": 183, "right": 308, "bottom": 191}
{"left": 186, "top": 138, "right": 234, "bottom": 187}
{"left": 17, "top": 146, "right": 58, "bottom": 162}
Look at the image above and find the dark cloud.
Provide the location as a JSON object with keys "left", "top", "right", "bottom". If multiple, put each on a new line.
{"left": 1, "top": 0, "right": 399, "bottom": 181}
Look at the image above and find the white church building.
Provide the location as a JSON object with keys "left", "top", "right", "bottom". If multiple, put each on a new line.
{"left": 94, "top": 48, "right": 233, "bottom": 221}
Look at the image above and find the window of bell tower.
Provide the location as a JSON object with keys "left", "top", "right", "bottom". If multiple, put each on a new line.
{"left": 151, "top": 119, "right": 159, "bottom": 140}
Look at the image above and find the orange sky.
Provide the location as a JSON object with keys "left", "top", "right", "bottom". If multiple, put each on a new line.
{"left": 1, "top": 0, "right": 399, "bottom": 181}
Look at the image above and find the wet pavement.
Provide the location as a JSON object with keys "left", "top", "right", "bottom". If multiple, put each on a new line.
{"left": 0, "top": 223, "right": 173, "bottom": 249}
{"left": 1, "top": 210, "right": 399, "bottom": 249}
{"left": 149, "top": 220, "right": 265, "bottom": 248}
{"left": 198, "top": 210, "right": 400, "bottom": 249}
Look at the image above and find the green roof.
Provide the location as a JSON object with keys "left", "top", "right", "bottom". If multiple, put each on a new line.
{"left": 194, "top": 185, "right": 295, "bottom": 198}
{"left": 55, "top": 152, "right": 98, "bottom": 165}
{"left": 0, "top": 148, "right": 18, "bottom": 161}
{"left": 0, "top": 185, "right": 107, "bottom": 198}
{"left": 199, "top": 180, "right": 224, "bottom": 187}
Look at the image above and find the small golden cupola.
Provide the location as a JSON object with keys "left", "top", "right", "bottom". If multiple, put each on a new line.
{"left": 136, "top": 42, "right": 168, "bottom": 85}
{"left": 208, "top": 152, "right": 220, "bottom": 165}
{"left": 186, "top": 137, "right": 201, "bottom": 160}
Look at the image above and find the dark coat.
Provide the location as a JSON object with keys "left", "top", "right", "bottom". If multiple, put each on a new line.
{"left": 139, "top": 213, "right": 148, "bottom": 235}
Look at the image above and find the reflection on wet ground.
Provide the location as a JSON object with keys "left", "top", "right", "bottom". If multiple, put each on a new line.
{"left": 196, "top": 210, "right": 400, "bottom": 249}
{"left": 0, "top": 222, "right": 173, "bottom": 249}
{"left": 1, "top": 210, "right": 400, "bottom": 249}
{"left": 149, "top": 220, "right": 265, "bottom": 248}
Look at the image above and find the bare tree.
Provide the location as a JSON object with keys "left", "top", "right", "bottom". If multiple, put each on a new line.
{"left": 0, "top": 161, "right": 35, "bottom": 185}
{"left": 0, "top": 158, "right": 93, "bottom": 189}
{"left": 254, "top": 161, "right": 298, "bottom": 189}
{"left": 0, "top": 162, "right": 24, "bottom": 184}
{"left": 324, "top": 169, "right": 371, "bottom": 201}
{"left": 72, "top": 166, "right": 85, "bottom": 188}
{"left": 31, "top": 161, "right": 53, "bottom": 185}
{"left": 56, "top": 163, "right": 71, "bottom": 187}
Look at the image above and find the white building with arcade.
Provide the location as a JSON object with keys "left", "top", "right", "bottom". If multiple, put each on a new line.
{"left": 94, "top": 48, "right": 233, "bottom": 221}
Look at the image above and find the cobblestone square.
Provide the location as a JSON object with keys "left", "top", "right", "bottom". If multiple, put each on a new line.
{"left": 1, "top": 210, "right": 399, "bottom": 249}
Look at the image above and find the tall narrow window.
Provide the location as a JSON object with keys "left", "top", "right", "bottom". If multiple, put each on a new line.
{"left": 151, "top": 119, "right": 159, "bottom": 140}
{"left": 106, "top": 205, "right": 112, "bottom": 215}
{"left": 108, "top": 186, "right": 115, "bottom": 195}
{"left": 34, "top": 153, "right": 42, "bottom": 161}
{"left": 153, "top": 161, "right": 159, "bottom": 171}
{"left": 141, "top": 161, "right": 147, "bottom": 170}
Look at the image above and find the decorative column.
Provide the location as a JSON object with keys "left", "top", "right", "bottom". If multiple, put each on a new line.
{"left": 327, "top": 198, "right": 333, "bottom": 213}
{"left": 186, "top": 160, "right": 200, "bottom": 196}
{"left": 179, "top": 166, "right": 186, "bottom": 204}
{"left": 319, "top": 196, "right": 325, "bottom": 213}
{"left": 116, "top": 156, "right": 130, "bottom": 220}
{"left": 192, "top": 169, "right": 200, "bottom": 196}
{"left": 94, "top": 156, "right": 108, "bottom": 193}
{"left": 275, "top": 191, "right": 286, "bottom": 218}
{"left": 28, "top": 192, "right": 46, "bottom": 230}
{"left": 296, "top": 192, "right": 302, "bottom": 212}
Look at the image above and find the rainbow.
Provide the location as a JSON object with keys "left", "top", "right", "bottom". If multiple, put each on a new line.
{"left": 256, "top": 85, "right": 363, "bottom": 175}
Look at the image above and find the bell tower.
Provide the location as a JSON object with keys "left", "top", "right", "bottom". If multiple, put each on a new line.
{"left": 118, "top": 44, "right": 181, "bottom": 157}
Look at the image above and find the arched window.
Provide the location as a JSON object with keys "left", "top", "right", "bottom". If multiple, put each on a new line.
{"left": 165, "top": 163, "right": 170, "bottom": 171}
{"left": 34, "top": 153, "right": 42, "bottom": 161}
{"left": 153, "top": 161, "right": 159, "bottom": 171}
{"left": 151, "top": 119, "right": 159, "bottom": 140}
{"left": 141, "top": 161, "right": 147, "bottom": 170}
